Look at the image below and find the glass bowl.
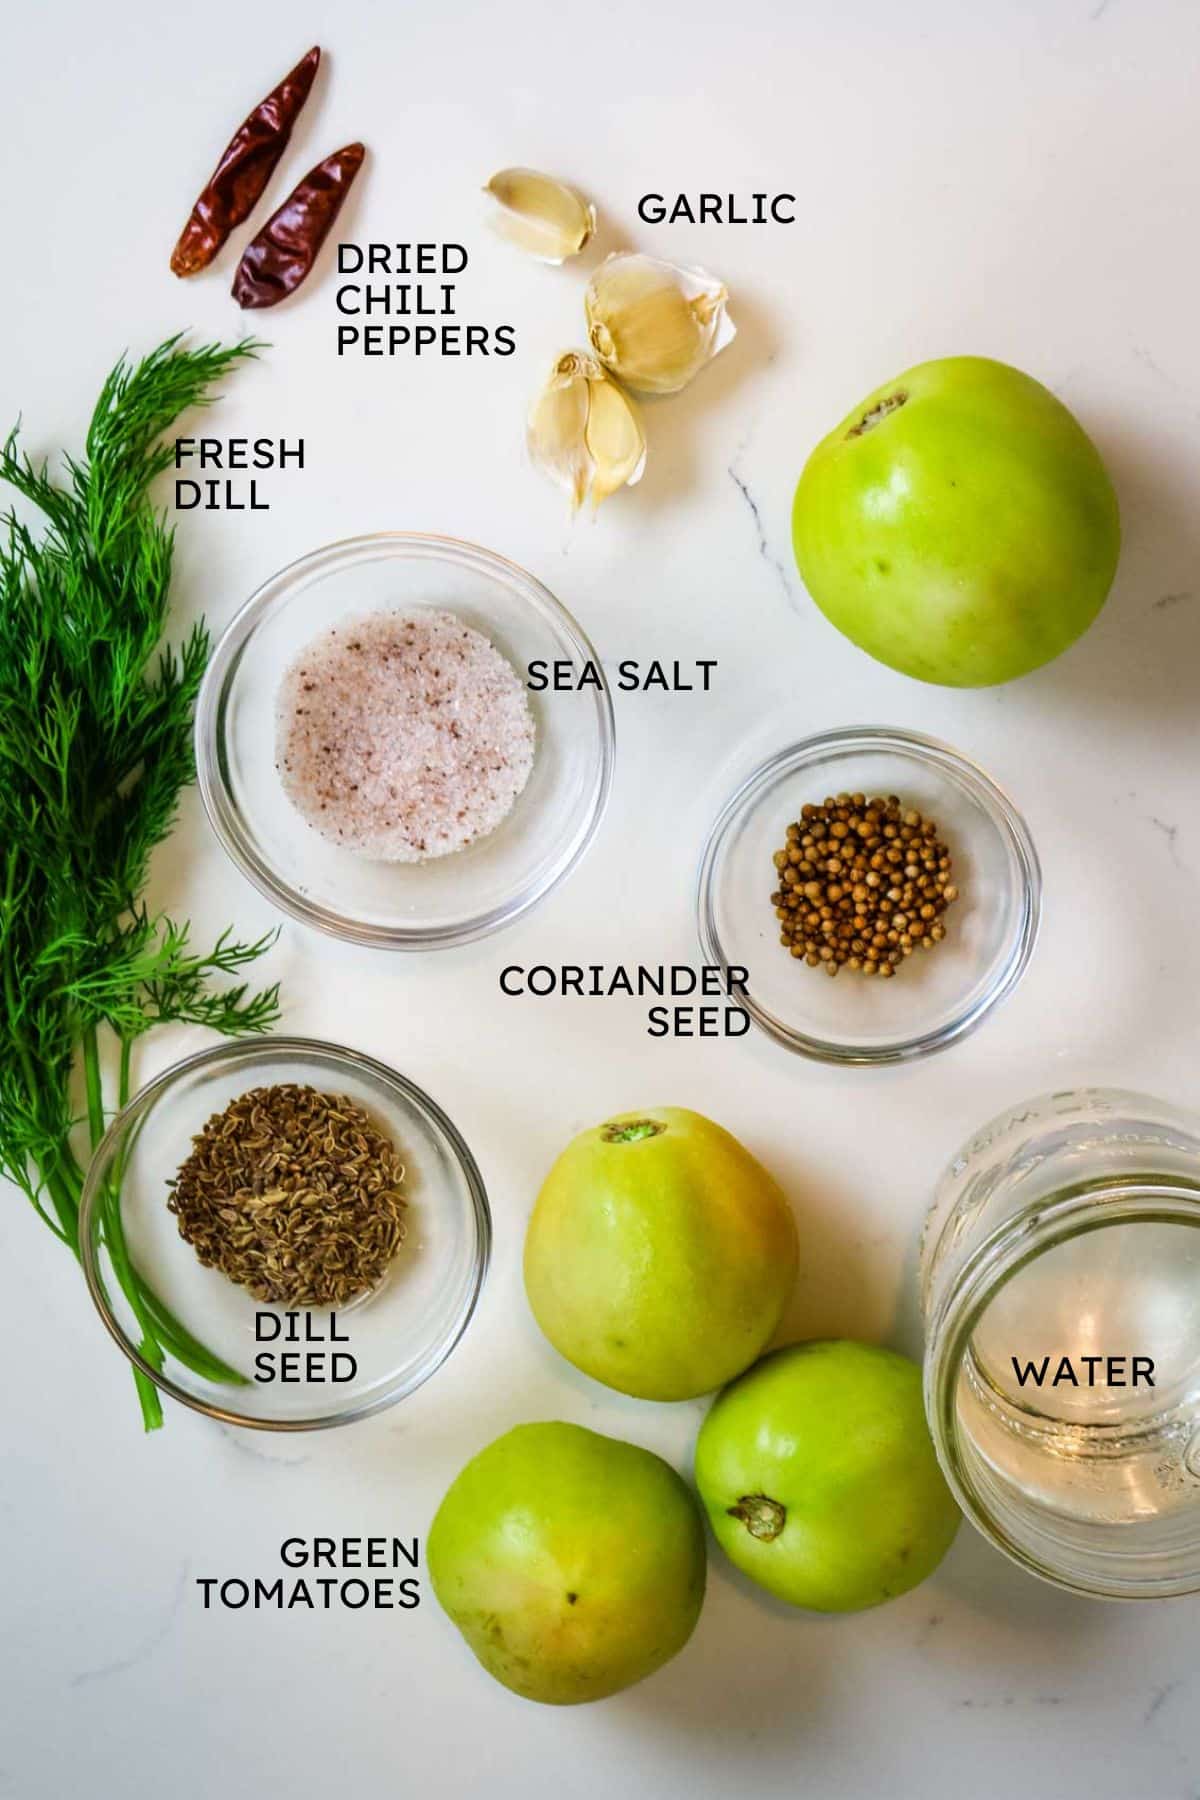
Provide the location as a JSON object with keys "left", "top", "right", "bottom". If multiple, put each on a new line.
{"left": 696, "top": 727, "right": 1041, "bottom": 1065}
{"left": 195, "top": 533, "right": 615, "bottom": 949}
{"left": 79, "top": 1037, "right": 491, "bottom": 1430}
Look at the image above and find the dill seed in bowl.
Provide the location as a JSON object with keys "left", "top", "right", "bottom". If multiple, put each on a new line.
{"left": 167, "top": 1085, "right": 407, "bottom": 1308}
{"left": 276, "top": 608, "right": 535, "bottom": 861}
{"left": 770, "top": 793, "right": 958, "bottom": 978}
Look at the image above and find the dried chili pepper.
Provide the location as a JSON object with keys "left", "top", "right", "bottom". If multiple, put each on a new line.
{"left": 170, "top": 46, "right": 321, "bottom": 278}
{"left": 231, "top": 143, "right": 366, "bottom": 309}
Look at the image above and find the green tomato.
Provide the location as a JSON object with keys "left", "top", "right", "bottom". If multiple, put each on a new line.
{"left": 428, "top": 1422, "right": 706, "bottom": 1704}
{"left": 695, "top": 1342, "right": 960, "bottom": 1612}
{"left": 524, "top": 1108, "right": 798, "bottom": 1401}
{"left": 792, "top": 356, "right": 1120, "bottom": 686}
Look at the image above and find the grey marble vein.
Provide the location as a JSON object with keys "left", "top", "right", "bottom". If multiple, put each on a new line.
{"left": 1144, "top": 1681, "right": 1180, "bottom": 1725}
{"left": 1133, "top": 344, "right": 1200, "bottom": 420}
{"left": 955, "top": 1693, "right": 1066, "bottom": 1710}
{"left": 727, "top": 465, "right": 797, "bottom": 609}
{"left": 70, "top": 1561, "right": 190, "bottom": 1688}
{"left": 1148, "top": 815, "right": 1191, "bottom": 875}
{"left": 218, "top": 1421, "right": 312, "bottom": 1468}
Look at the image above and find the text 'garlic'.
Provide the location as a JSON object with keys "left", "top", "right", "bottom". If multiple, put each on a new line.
{"left": 585, "top": 253, "right": 736, "bottom": 395}
{"left": 485, "top": 168, "right": 596, "bottom": 264}
{"left": 528, "top": 352, "right": 646, "bottom": 512}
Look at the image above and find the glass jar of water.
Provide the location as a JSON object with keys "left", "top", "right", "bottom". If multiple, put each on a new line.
{"left": 921, "top": 1088, "right": 1200, "bottom": 1598}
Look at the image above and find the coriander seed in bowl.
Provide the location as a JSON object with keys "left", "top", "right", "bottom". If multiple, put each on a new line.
{"left": 697, "top": 727, "right": 1040, "bottom": 1065}
{"left": 770, "top": 794, "right": 958, "bottom": 979}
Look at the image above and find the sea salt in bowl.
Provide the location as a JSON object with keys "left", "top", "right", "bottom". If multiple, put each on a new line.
{"left": 196, "top": 534, "right": 615, "bottom": 948}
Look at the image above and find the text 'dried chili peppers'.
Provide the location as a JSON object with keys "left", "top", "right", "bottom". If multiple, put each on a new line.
{"left": 232, "top": 144, "right": 366, "bottom": 308}
{"left": 170, "top": 46, "right": 321, "bottom": 278}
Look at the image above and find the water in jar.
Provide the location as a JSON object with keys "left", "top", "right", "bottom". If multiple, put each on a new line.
{"left": 957, "top": 1215, "right": 1200, "bottom": 1526}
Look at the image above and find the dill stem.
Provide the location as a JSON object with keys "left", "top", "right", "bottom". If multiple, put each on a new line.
{"left": 83, "top": 1024, "right": 165, "bottom": 1431}
{"left": 86, "top": 1029, "right": 247, "bottom": 1402}
{"left": 118, "top": 1035, "right": 132, "bottom": 1110}
{"left": 60, "top": 1141, "right": 88, "bottom": 1194}
{"left": 43, "top": 1169, "right": 80, "bottom": 1252}
{"left": 82, "top": 1023, "right": 106, "bottom": 1152}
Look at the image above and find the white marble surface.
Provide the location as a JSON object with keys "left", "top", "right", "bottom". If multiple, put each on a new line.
{"left": 3, "top": 0, "right": 1200, "bottom": 1794}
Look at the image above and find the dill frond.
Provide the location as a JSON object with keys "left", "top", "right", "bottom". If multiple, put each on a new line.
{"left": 0, "top": 337, "right": 276, "bottom": 1429}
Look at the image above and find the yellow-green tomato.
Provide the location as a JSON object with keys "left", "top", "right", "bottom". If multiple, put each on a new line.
{"left": 792, "top": 356, "right": 1120, "bottom": 686}
{"left": 524, "top": 1108, "right": 798, "bottom": 1401}
{"left": 427, "top": 1422, "right": 706, "bottom": 1704}
{"left": 695, "top": 1342, "right": 960, "bottom": 1612}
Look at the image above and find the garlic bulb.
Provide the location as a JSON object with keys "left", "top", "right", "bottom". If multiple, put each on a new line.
{"left": 585, "top": 253, "right": 735, "bottom": 395}
{"left": 485, "top": 168, "right": 596, "bottom": 264}
{"left": 527, "top": 353, "right": 646, "bottom": 512}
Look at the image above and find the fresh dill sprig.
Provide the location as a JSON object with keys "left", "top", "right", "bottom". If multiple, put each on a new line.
{"left": 0, "top": 335, "right": 279, "bottom": 1430}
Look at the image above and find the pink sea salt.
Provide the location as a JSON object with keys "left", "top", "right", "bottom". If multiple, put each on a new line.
{"left": 276, "top": 609, "right": 535, "bottom": 862}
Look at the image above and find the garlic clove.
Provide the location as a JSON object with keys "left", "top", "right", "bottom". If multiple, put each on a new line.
{"left": 585, "top": 252, "right": 736, "bottom": 395}
{"left": 583, "top": 367, "right": 646, "bottom": 508}
{"left": 486, "top": 168, "right": 596, "bottom": 264}
{"left": 527, "top": 356, "right": 592, "bottom": 510}
{"left": 527, "top": 352, "right": 645, "bottom": 512}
